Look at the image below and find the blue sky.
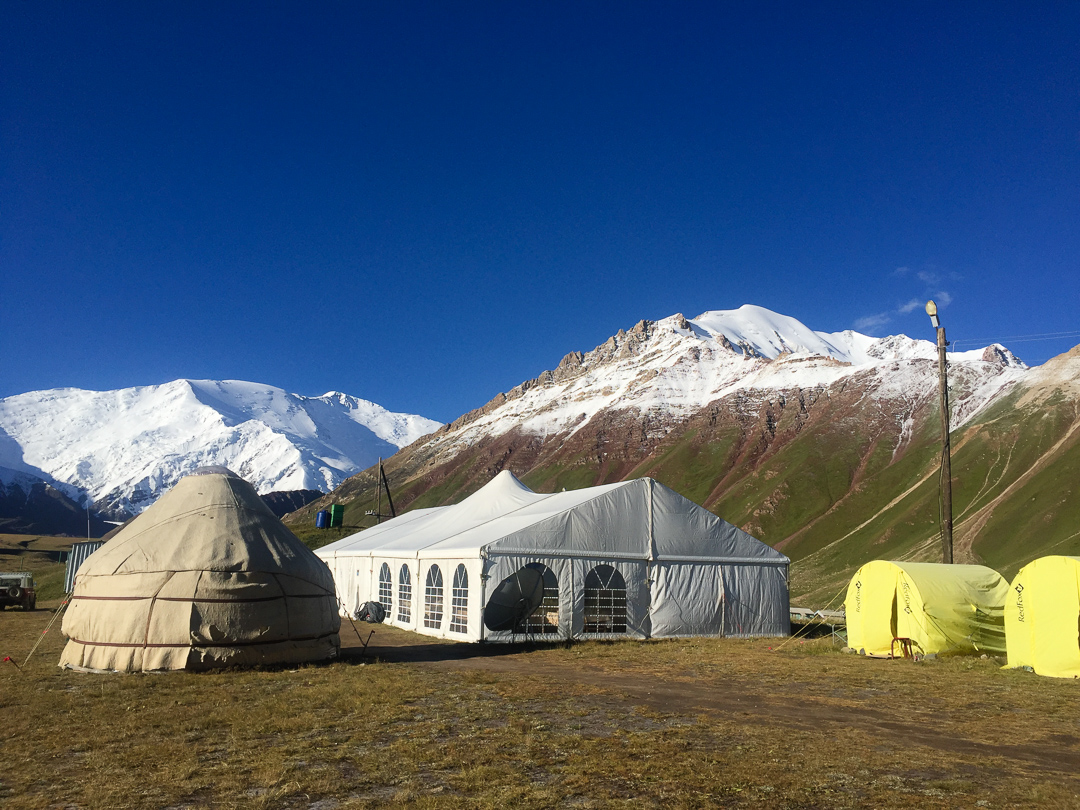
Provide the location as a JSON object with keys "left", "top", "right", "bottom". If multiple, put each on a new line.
{"left": 3, "top": 2, "right": 1078, "bottom": 422}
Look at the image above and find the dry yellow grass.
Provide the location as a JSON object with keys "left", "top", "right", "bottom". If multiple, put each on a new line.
{"left": 2, "top": 550, "right": 1080, "bottom": 808}
{"left": 2, "top": 593, "right": 1080, "bottom": 809}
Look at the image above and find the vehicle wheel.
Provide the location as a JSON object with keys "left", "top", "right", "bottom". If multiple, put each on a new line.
{"left": 26, "top": 596, "right": 36, "bottom": 611}
{"left": 7, "top": 585, "right": 21, "bottom": 599}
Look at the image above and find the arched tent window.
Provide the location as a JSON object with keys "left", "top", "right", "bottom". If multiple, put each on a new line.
{"left": 397, "top": 564, "right": 412, "bottom": 623}
{"left": 424, "top": 565, "right": 444, "bottom": 629}
{"left": 378, "top": 563, "right": 393, "bottom": 614}
{"left": 517, "top": 562, "right": 559, "bottom": 635}
{"left": 449, "top": 565, "right": 468, "bottom": 633}
{"left": 584, "top": 564, "right": 627, "bottom": 634}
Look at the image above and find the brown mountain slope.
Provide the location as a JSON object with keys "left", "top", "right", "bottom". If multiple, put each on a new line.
{"left": 287, "top": 320, "right": 1074, "bottom": 603}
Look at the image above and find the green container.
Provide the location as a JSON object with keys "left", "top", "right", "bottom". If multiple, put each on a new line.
{"left": 329, "top": 504, "right": 345, "bottom": 528}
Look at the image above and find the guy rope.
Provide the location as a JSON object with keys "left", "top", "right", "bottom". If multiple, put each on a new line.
{"left": 20, "top": 592, "right": 72, "bottom": 669}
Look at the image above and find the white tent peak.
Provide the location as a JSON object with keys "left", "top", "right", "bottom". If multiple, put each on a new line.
{"left": 464, "top": 469, "right": 538, "bottom": 500}
{"left": 451, "top": 469, "right": 548, "bottom": 518}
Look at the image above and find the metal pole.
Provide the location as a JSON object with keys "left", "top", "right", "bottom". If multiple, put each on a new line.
{"left": 375, "top": 457, "right": 382, "bottom": 525}
{"left": 380, "top": 462, "right": 397, "bottom": 519}
{"left": 936, "top": 325, "right": 953, "bottom": 564}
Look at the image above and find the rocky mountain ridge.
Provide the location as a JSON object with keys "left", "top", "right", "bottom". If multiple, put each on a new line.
{"left": 387, "top": 306, "right": 1024, "bottom": 483}
{"left": 288, "top": 305, "right": 1071, "bottom": 603}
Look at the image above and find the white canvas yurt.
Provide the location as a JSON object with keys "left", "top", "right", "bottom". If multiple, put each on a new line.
{"left": 316, "top": 471, "right": 789, "bottom": 642}
{"left": 60, "top": 468, "right": 340, "bottom": 672}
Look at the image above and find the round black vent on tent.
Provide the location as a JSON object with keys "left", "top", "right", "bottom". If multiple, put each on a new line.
{"left": 484, "top": 567, "right": 545, "bottom": 632}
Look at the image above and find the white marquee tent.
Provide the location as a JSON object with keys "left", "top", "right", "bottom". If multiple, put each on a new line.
{"left": 316, "top": 471, "right": 789, "bottom": 642}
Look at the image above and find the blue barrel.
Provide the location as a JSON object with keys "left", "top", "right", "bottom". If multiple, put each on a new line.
{"left": 315, "top": 509, "right": 329, "bottom": 529}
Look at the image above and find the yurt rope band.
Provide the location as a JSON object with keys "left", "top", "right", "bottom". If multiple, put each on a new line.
{"left": 70, "top": 593, "right": 332, "bottom": 603}
{"left": 67, "top": 630, "right": 339, "bottom": 649}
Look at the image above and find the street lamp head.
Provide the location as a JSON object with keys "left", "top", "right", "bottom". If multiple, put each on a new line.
{"left": 925, "top": 299, "right": 940, "bottom": 328}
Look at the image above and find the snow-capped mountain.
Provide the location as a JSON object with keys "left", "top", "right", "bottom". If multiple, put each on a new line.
{"left": 305, "top": 304, "right": 1056, "bottom": 599}
{"left": 0, "top": 379, "right": 442, "bottom": 519}
{"left": 433, "top": 304, "right": 1025, "bottom": 457}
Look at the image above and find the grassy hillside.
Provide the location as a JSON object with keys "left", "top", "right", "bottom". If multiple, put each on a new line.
{"left": 791, "top": 390, "right": 1080, "bottom": 603}
{"left": 287, "top": 355, "right": 1080, "bottom": 605}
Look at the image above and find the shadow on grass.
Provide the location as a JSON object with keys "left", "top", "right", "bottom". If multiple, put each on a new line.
{"left": 790, "top": 620, "right": 846, "bottom": 640}
{"left": 337, "top": 622, "right": 571, "bottom": 665}
{"left": 349, "top": 640, "right": 570, "bottom": 664}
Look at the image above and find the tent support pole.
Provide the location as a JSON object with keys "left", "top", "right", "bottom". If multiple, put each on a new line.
{"left": 478, "top": 554, "right": 487, "bottom": 643}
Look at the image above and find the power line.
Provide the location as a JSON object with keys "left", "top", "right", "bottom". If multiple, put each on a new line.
{"left": 952, "top": 330, "right": 1080, "bottom": 348}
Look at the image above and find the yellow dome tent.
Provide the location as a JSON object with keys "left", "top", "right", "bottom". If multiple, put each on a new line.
{"left": 845, "top": 561, "right": 1008, "bottom": 657}
{"left": 1005, "top": 556, "right": 1080, "bottom": 678}
{"left": 59, "top": 468, "right": 340, "bottom": 672}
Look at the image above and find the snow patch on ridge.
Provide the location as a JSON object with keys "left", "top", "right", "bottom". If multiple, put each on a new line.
{"left": 0, "top": 465, "right": 48, "bottom": 492}
{"left": 694, "top": 305, "right": 859, "bottom": 361}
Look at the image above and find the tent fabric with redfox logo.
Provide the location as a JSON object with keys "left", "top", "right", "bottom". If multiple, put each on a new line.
{"left": 1005, "top": 556, "right": 1080, "bottom": 678}
{"left": 845, "top": 560, "right": 1008, "bottom": 657}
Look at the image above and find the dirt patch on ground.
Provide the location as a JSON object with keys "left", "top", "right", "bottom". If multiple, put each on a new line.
{"left": 3, "top": 605, "right": 1078, "bottom": 807}
{"left": 344, "top": 626, "right": 1080, "bottom": 777}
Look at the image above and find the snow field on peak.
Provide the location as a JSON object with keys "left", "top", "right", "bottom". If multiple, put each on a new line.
{"left": 185, "top": 380, "right": 441, "bottom": 447}
{"left": 692, "top": 305, "right": 861, "bottom": 361}
{"left": 0, "top": 379, "right": 443, "bottom": 515}
{"left": 436, "top": 306, "right": 1029, "bottom": 452}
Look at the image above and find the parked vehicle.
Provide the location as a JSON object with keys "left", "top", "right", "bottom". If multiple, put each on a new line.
{"left": 0, "top": 572, "right": 36, "bottom": 610}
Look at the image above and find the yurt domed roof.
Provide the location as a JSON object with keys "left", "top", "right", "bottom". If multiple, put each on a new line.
{"left": 80, "top": 471, "right": 331, "bottom": 584}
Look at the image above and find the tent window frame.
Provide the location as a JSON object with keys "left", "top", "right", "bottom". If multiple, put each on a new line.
{"left": 516, "top": 562, "right": 559, "bottom": 635}
{"left": 397, "top": 564, "right": 412, "bottom": 624}
{"left": 584, "top": 564, "right": 627, "bottom": 635}
{"left": 378, "top": 563, "right": 393, "bottom": 614}
{"left": 449, "top": 565, "right": 468, "bottom": 634}
{"left": 424, "top": 565, "right": 444, "bottom": 629}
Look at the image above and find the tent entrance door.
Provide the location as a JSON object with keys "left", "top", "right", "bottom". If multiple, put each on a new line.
{"left": 583, "top": 564, "right": 627, "bottom": 635}
{"left": 890, "top": 593, "right": 899, "bottom": 639}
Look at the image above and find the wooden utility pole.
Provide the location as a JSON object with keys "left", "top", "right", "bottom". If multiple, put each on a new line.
{"left": 926, "top": 301, "right": 953, "bottom": 564}
{"left": 365, "top": 457, "right": 397, "bottom": 525}
{"left": 936, "top": 324, "right": 953, "bottom": 563}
